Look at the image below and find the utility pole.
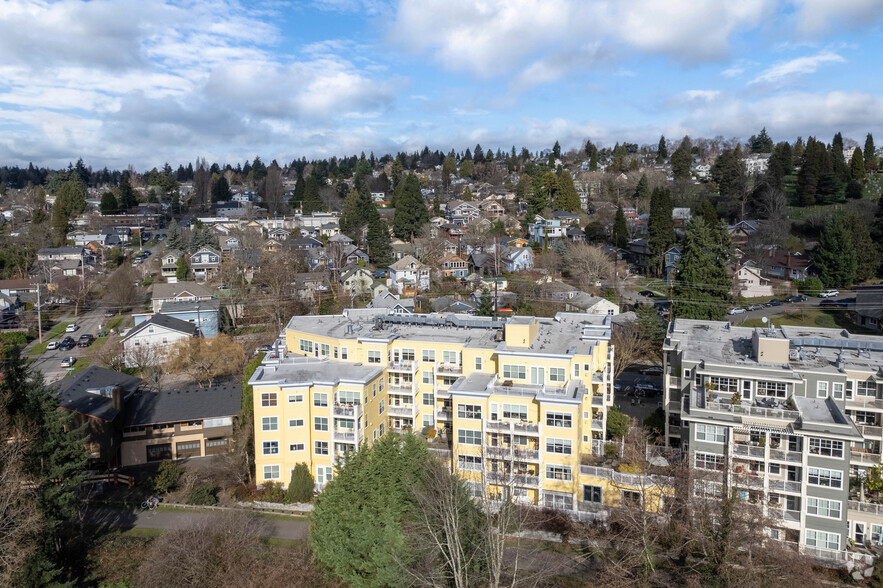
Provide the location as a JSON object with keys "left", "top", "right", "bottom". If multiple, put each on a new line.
{"left": 36, "top": 285, "right": 43, "bottom": 343}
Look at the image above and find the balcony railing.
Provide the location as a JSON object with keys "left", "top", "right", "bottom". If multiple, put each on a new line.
{"left": 485, "top": 471, "right": 540, "bottom": 488}
{"left": 388, "top": 360, "right": 417, "bottom": 372}
{"left": 768, "top": 448, "right": 802, "bottom": 463}
{"left": 769, "top": 479, "right": 801, "bottom": 493}
{"left": 851, "top": 448, "right": 882, "bottom": 466}
{"left": 514, "top": 421, "right": 540, "bottom": 434}
{"left": 849, "top": 500, "right": 883, "bottom": 516}
{"left": 591, "top": 419, "right": 604, "bottom": 431}
{"left": 333, "top": 404, "right": 362, "bottom": 418}
{"left": 732, "top": 443, "right": 765, "bottom": 458}
{"left": 668, "top": 376, "right": 681, "bottom": 388}
{"left": 859, "top": 424, "right": 883, "bottom": 438}
{"left": 846, "top": 396, "right": 883, "bottom": 409}
{"left": 389, "top": 384, "right": 416, "bottom": 395}
{"left": 333, "top": 430, "right": 357, "bottom": 443}
{"left": 437, "top": 363, "right": 462, "bottom": 375}
{"left": 388, "top": 404, "right": 417, "bottom": 418}
{"left": 485, "top": 446, "right": 541, "bottom": 461}
{"left": 437, "top": 408, "right": 452, "bottom": 420}
{"left": 484, "top": 420, "right": 540, "bottom": 434}
{"left": 592, "top": 394, "right": 604, "bottom": 406}
{"left": 733, "top": 475, "right": 764, "bottom": 489}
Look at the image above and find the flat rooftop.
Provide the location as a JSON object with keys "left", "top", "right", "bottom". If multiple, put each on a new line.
{"left": 250, "top": 356, "right": 383, "bottom": 387}
{"left": 450, "top": 371, "right": 584, "bottom": 404}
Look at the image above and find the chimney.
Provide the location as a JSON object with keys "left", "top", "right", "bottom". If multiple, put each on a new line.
{"left": 111, "top": 386, "right": 123, "bottom": 413}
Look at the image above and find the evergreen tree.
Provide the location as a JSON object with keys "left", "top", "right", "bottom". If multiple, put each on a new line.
{"left": 458, "top": 159, "right": 474, "bottom": 178}
{"left": 612, "top": 206, "right": 628, "bottom": 249}
{"left": 367, "top": 217, "right": 392, "bottom": 267}
{"left": 176, "top": 257, "right": 188, "bottom": 280}
{"left": 656, "top": 136, "right": 667, "bottom": 164}
{"left": 796, "top": 137, "right": 824, "bottom": 206}
{"left": 589, "top": 143, "right": 599, "bottom": 171}
{"left": 814, "top": 215, "right": 856, "bottom": 288}
{"left": 462, "top": 186, "right": 473, "bottom": 201}
{"left": 287, "top": 463, "right": 314, "bottom": 504}
{"left": 289, "top": 175, "right": 305, "bottom": 208}
{"left": 634, "top": 174, "right": 649, "bottom": 201}
{"left": 392, "top": 174, "right": 429, "bottom": 240}
{"left": 211, "top": 175, "right": 231, "bottom": 202}
{"left": 553, "top": 169, "right": 581, "bottom": 211}
{"left": 864, "top": 133, "right": 876, "bottom": 171}
{"left": 302, "top": 176, "right": 325, "bottom": 214}
{"left": 99, "top": 191, "right": 118, "bottom": 215}
{"left": 850, "top": 148, "right": 866, "bottom": 181}
{"left": 647, "top": 187, "right": 676, "bottom": 276}
{"left": 476, "top": 289, "right": 493, "bottom": 316}
{"left": 552, "top": 140, "right": 561, "bottom": 160}
{"left": 609, "top": 143, "right": 628, "bottom": 173}
{"left": 670, "top": 136, "right": 693, "bottom": 180}
{"left": 831, "top": 132, "right": 849, "bottom": 182}
{"left": 528, "top": 172, "right": 559, "bottom": 219}
{"left": 748, "top": 127, "right": 774, "bottom": 153}
{"left": 694, "top": 199, "right": 718, "bottom": 225}
{"left": 354, "top": 155, "right": 373, "bottom": 191}
{"left": 118, "top": 174, "right": 137, "bottom": 210}
{"left": 166, "top": 218, "right": 184, "bottom": 252}
{"left": 432, "top": 194, "right": 441, "bottom": 216}
{"left": 843, "top": 213, "right": 878, "bottom": 283}
{"left": 673, "top": 216, "right": 733, "bottom": 320}
{"left": 391, "top": 158, "right": 404, "bottom": 188}
{"left": 710, "top": 147, "right": 746, "bottom": 200}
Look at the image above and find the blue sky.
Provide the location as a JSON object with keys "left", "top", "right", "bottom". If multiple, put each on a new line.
{"left": 0, "top": 0, "right": 881, "bottom": 169}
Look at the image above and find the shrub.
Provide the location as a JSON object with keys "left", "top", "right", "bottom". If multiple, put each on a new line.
{"left": 186, "top": 483, "right": 217, "bottom": 506}
{"left": 152, "top": 460, "right": 183, "bottom": 494}
{"left": 0, "top": 332, "right": 29, "bottom": 347}
{"left": 794, "top": 277, "right": 824, "bottom": 296}
{"left": 286, "top": 463, "right": 315, "bottom": 504}
{"left": 603, "top": 443, "right": 619, "bottom": 457}
{"left": 258, "top": 481, "right": 285, "bottom": 503}
{"left": 229, "top": 483, "right": 257, "bottom": 502}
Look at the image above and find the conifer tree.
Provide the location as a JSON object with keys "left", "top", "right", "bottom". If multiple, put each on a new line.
{"left": 670, "top": 136, "right": 693, "bottom": 180}
{"left": 166, "top": 218, "right": 184, "bottom": 252}
{"left": 634, "top": 174, "right": 649, "bottom": 201}
{"left": 392, "top": 174, "right": 429, "bottom": 240}
{"left": 302, "top": 176, "right": 324, "bottom": 214}
{"left": 656, "top": 136, "right": 667, "bottom": 164}
{"left": 589, "top": 143, "right": 599, "bottom": 171}
{"left": 612, "top": 206, "right": 628, "bottom": 249}
{"left": 673, "top": 216, "right": 732, "bottom": 320}
{"left": 814, "top": 215, "right": 856, "bottom": 288}
{"left": 289, "top": 175, "right": 305, "bottom": 208}
{"left": 118, "top": 174, "right": 137, "bottom": 210}
{"left": 647, "top": 187, "right": 676, "bottom": 276}
{"left": 287, "top": 463, "right": 314, "bottom": 504}
{"left": 367, "top": 217, "right": 392, "bottom": 267}
{"left": 100, "top": 191, "right": 118, "bottom": 215}
{"left": 864, "top": 133, "right": 876, "bottom": 171}
{"left": 843, "top": 213, "right": 878, "bottom": 283}
{"left": 553, "top": 169, "right": 581, "bottom": 211}
{"left": 850, "top": 148, "right": 866, "bottom": 181}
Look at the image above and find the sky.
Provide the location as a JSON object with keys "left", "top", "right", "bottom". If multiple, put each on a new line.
{"left": 0, "top": 0, "right": 881, "bottom": 170}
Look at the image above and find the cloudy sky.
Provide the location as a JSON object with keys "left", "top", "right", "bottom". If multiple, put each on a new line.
{"left": 0, "top": 0, "right": 881, "bottom": 169}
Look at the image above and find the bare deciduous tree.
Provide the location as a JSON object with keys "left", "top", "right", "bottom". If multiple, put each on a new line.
{"left": 55, "top": 276, "right": 90, "bottom": 318}
{"left": 252, "top": 250, "right": 307, "bottom": 329}
{"left": 104, "top": 266, "right": 139, "bottom": 311}
{"left": 90, "top": 335, "right": 126, "bottom": 372}
{"left": 565, "top": 243, "right": 613, "bottom": 291}
{"left": 0, "top": 409, "right": 40, "bottom": 585}
{"left": 611, "top": 321, "right": 654, "bottom": 378}
{"left": 165, "top": 334, "right": 245, "bottom": 387}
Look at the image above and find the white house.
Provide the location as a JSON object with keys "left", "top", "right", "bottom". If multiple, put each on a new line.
{"left": 388, "top": 255, "right": 430, "bottom": 295}
{"left": 732, "top": 265, "right": 774, "bottom": 298}
{"left": 120, "top": 314, "right": 196, "bottom": 367}
{"left": 563, "top": 293, "right": 619, "bottom": 315}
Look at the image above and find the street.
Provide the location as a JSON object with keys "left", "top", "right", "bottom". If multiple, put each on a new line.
{"left": 614, "top": 369, "right": 663, "bottom": 424}
{"left": 727, "top": 294, "right": 855, "bottom": 325}
{"left": 30, "top": 306, "right": 111, "bottom": 383}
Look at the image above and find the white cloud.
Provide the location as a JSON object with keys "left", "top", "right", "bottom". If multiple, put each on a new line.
{"left": 749, "top": 50, "right": 845, "bottom": 84}
{"left": 682, "top": 90, "right": 721, "bottom": 101}
{"left": 789, "top": 0, "right": 883, "bottom": 36}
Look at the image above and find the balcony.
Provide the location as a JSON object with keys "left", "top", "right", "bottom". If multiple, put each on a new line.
{"left": 668, "top": 376, "right": 681, "bottom": 389}
{"left": 591, "top": 419, "right": 604, "bottom": 431}
{"left": 768, "top": 448, "right": 802, "bottom": 463}
{"left": 333, "top": 430, "right": 357, "bottom": 443}
{"left": 733, "top": 474, "right": 764, "bottom": 489}
{"left": 850, "top": 448, "right": 882, "bottom": 466}
{"left": 486, "top": 471, "right": 540, "bottom": 488}
{"left": 485, "top": 446, "right": 540, "bottom": 462}
{"left": 437, "top": 408, "right": 452, "bottom": 420}
{"left": 849, "top": 500, "right": 883, "bottom": 516}
{"left": 846, "top": 396, "right": 883, "bottom": 409}
{"left": 515, "top": 448, "right": 541, "bottom": 461}
{"left": 859, "top": 424, "right": 883, "bottom": 438}
{"left": 733, "top": 443, "right": 765, "bottom": 458}
{"left": 769, "top": 479, "right": 801, "bottom": 493}
{"left": 513, "top": 421, "right": 540, "bottom": 434}
{"left": 388, "top": 404, "right": 417, "bottom": 418}
{"left": 333, "top": 404, "right": 363, "bottom": 418}
{"left": 437, "top": 363, "right": 463, "bottom": 375}
{"left": 388, "top": 360, "right": 417, "bottom": 373}
{"left": 771, "top": 509, "right": 801, "bottom": 523}
{"left": 389, "top": 384, "right": 416, "bottom": 395}
{"left": 592, "top": 395, "right": 604, "bottom": 406}
{"left": 690, "top": 390, "right": 799, "bottom": 422}
{"left": 592, "top": 371, "right": 607, "bottom": 384}
{"left": 484, "top": 420, "right": 540, "bottom": 435}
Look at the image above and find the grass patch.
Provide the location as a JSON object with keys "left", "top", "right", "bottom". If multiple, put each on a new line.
{"left": 262, "top": 537, "right": 304, "bottom": 548}
{"left": 29, "top": 341, "right": 50, "bottom": 356}
{"left": 254, "top": 512, "right": 309, "bottom": 522}
{"left": 739, "top": 309, "right": 878, "bottom": 334}
{"left": 118, "top": 527, "right": 164, "bottom": 539}
{"left": 69, "top": 356, "right": 93, "bottom": 374}
{"left": 29, "top": 321, "right": 73, "bottom": 355}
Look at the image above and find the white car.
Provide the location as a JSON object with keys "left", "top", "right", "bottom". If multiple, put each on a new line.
{"left": 65, "top": 323, "right": 79, "bottom": 333}
{"left": 819, "top": 289, "right": 839, "bottom": 298}
{"left": 727, "top": 307, "right": 747, "bottom": 315}
{"left": 60, "top": 356, "right": 76, "bottom": 368}
{"left": 45, "top": 341, "right": 59, "bottom": 350}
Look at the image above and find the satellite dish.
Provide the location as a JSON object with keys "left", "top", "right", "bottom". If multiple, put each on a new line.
{"left": 761, "top": 317, "right": 768, "bottom": 324}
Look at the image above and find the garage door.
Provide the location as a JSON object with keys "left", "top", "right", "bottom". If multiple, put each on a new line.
{"left": 204, "top": 438, "right": 228, "bottom": 456}
{"left": 176, "top": 440, "right": 201, "bottom": 459}
{"left": 146, "top": 443, "right": 172, "bottom": 462}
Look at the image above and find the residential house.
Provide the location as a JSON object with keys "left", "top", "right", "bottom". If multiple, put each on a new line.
{"left": 854, "top": 285, "right": 883, "bottom": 330}
{"left": 161, "top": 251, "right": 183, "bottom": 280}
{"left": 732, "top": 264, "right": 774, "bottom": 298}
{"left": 728, "top": 220, "right": 759, "bottom": 247}
{"left": 292, "top": 272, "right": 331, "bottom": 302}
{"left": 56, "top": 366, "right": 143, "bottom": 470}
{"left": 37, "top": 246, "right": 83, "bottom": 262}
{"left": 288, "top": 237, "right": 323, "bottom": 251}
{"left": 440, "top": 254, "right": 469, "bottom": 278}
{"left": 506, "top": 237, "right": 529, "bottom": 248}
{"left": 528, "top": 216, "right": 565, "bottom": 247}
{"left": 566, "top": 227, "right": 587, "bottom": 243}
{"left": 388, "top": 255, "right": 430, "bottom": 295}
{"left": 627, "top": 239, "right": 650, "bottom": 272}
{"left": 445, "top": 200, "right": 481, "bottom": 225}
{"left": 121, "top": 314, "right": 197, "bottom": 367}
{"left": 391, "top": 242, "right": 416, "bottom": 261}
{"left": 564, "top": 293, "right": 619, "bottom": 315}
{"left": 468, "top": 251, "right": 499, "bottom": 277}
{"left": 319, "top": 223, "right": 340, "bottom": 238}
{"left": 340, "top": 266, "right": 375, "bottom": 297}
{"left": 766, "top": 251, "right": 813, "bottom": 281}
{"left": 367, "top": 289, "right": 415, "bottom": 314}
{"left": 671, "top": 208, "right": 692, "bottom": 232}
{"left": 136, "top": 298, "right": 221, "bottom": 337}
{"left": 151, "top": 281, "right": 214, "bottom": 312}
{"left": 502, "top": 246, "right": 534, "bottom": 272}
{"left": 663, "top": 246, "right": 681, "bottom": 282}
{"left": 477, "top": 198, "right": 505, "bottom": 218}
{"left": 122, "top": 379, "right": 240, "bottom": 465}
{"left": 552, "top": 210, "right": 579, "bottom": 225}
{"left": 431, "top": 295, "right": 476, "bottom": 313}
{"left": 262, "top": 238, "right": 284, "bottom": 254}
{"left": 0, "top": 278, "right": 39, "bottom": 301}
{"left": 343, "top": 244, "right": 370, "bottom": 266}
{"left": 328, "top": 233, "right": 354, "bottom": 246}
{"left": 101, "top": 226, "right": 131, "bottom": 243}
{"left": 189, "top": 247, "right": 221, "bottom": 282}
{"left": 267, "top": 227, "right": 290, "bottom": 241}
{"left": 221, "top": 236, "right": 240, "bottom": 253}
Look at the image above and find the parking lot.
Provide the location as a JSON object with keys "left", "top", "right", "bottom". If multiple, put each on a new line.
{"left": 614, "top": 368, "right": 663, "bottom": 424}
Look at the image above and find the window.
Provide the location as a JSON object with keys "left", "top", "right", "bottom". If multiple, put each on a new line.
{"left": 423, "top": 393, "right": 435, "bottom": 406}
{"left": 316, "top": 465, "right": 333, "bottom": 484}
{"left": 832, "top": 382, "right": 844, "bottom": 400}
{"left": 423, "top": 415, "right": 434, "bottom": 427}
{"left": 546, "top": 412, "right": 572, "bottom": 428}
{"left": 768, "top": 463, "right": 781, "bottom": 475}
{"left": 261, "top": 416, "right": 278, "bottom": 431}
{"left": 807, "top": 497, "right": 841, "bottom": 519}
{"left": 872, "top": 525, "right": 883, "bottom": 546}
{"left": 546, "top": 438, "right": 572, "bottom": 455}
{"left": 288, "top": 418, "right": 304, "bottom": 428}
{"left": 475, "top": 356, "right": 483, "bottom": 370}
{"left": 805, "top": 530, "right": 840, "bottom": 550}
{"left": 549, "top": 367, "right": 566, "bottom": 383}
{"left": 443, "top": 350, "right": 458, "bottom": 364}
{"left": 695, "top": 452, "right": 725, "bottom": 471}
{"left": 263, "top": 465, "right": 280, "bottom": 480}
{"left": 855, "top": 411, "right": 877, "bottom": 425}
{"left": 379, "top": 399, "right": 385, "bottom": 414}
{"left": 367, "top": 350, "right": 381, "bottom": 364}
{"left": 583, "top": 485, "right": 602, "bottom": 503}
{"left": 337, "top": 390, "right": 360, "bottom": 404}
{"left": 341, "top": 348, "right": 348, "bottom": 360}
{"left": 573, "top": 364, "right": 580, "bottom": 378}
{"left": 817, "top": 381, "right": 829, "bottom": 398}
{"left": 314, "top": 417, "right": 329, "bottom": 431}
{"left": 422, "top": 349, "right": 435, "bottom": 362}
{"left": 621, "top": 490, "right": 642, "bottom": 506}
{"left": 530, "top": 366, "right": 545, "bottom": 385}
{"left": 809, "top": 438, "right": 844, "bottom": 458}
{"left": 545, "top": 464, "right": 572, "bottom": 481}
{"left": 314, "top": 393, "right": 328, "bottom": 407}
{"left": 757, "top": 381, "right": 787, "bottom": 398}
{"left": 808, "top": 467, "right": 843, "bottom": 488}
{"left": 458, "top": 429, "right": 482, "bottom": 445}
{"left": 288, "top": 394, "right": 303, "bottom": 403}
{"left": 457, "top": 454, "right": 482, "bottom": 471}
{"left": 333, "top": 346, "right": 339, "bottom": 359}
{"left": 262, "top": 441, "right": 279, "bottom": 455}
{"left": 458, "top": 404, "right": 482, "bottom": 419}
{"left": 289, "top": 443, "right": 305, "bottom": 452}
{"left": 694, "top": 480, "right": 723, "bottom": 498}
{"left": 708, "top": 376, "right": 737, "bottom": 393}
{"left": 502, "top": 404, "right": 528, "bottom": 420}
{"left": 315, "top": 441, "right": 329, "bottom": 455}
{"left": 299, "top": 339, "right": 313, "bottom": 353}
{"left": 261, "top": 392, "right": 277, "bottom": 407}
{"left": 857, "top": 380, "right": 876, "bottom": 397}
{"left": 695, "top": 423, "right": 726, "bottom": 443}
{"left": 846, "top": 380, "right": 854, "bottom": 399}
{"left": 503, "top": 364, "right": 526, "bottom": 380}
{"left": 320, "top": 343, "right": 329, "bottom": 357}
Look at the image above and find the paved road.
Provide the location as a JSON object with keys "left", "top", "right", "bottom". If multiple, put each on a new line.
{"left": 85, "top": 507, "right": 310, "bottom": 541}
{"left": 728, "top": 294, "right": 855, "bottom": 325}
{"left": 30, "top": 306, "right": 109, "bottom": 383}
{"left": 615, "top": 370, "right": 663, "bottom": 424}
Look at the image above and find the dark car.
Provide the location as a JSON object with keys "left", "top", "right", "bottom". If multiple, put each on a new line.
{"left": 639, "top": 290, "right": 655, "bottom": 297}
{"left": 786, "top": 295, "right": 807, "bottom": 303}
{"left": 766, "top": 299, "right": 785, "bottom": 307}
{"left": 258, "top": 344, "right": 274, "bottom": 353}
{"left": 77, "top": 334, "right": 95, "bottom": 348}
{"left": 640, "top": 366, "right": 664, "bottom": 376}
{"left": 59, "top": 336, "right": 75, "bottom": 351}
{"left": 104, "top": 309, "right": 115, "bottom": 318}
{"left": 820, "top": 299, "right": 848, "bottom": 308}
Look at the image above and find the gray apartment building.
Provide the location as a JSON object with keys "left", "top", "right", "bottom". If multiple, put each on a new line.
{"left": 663, "top": 319, "right": 883, "bottom": 558}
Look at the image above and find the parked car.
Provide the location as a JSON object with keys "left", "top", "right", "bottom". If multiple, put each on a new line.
{"left": 766, "top": 299, "right": 785, "bottom": 307}
{"left": 727, "top": 307, "right": 747, "bottom": 315}
{"left": 60, "top": 356, "right": 76, "bottom": 368}
{"left": 65, "top": 323, "right": 79, "bottom": 333}
{"left": 786, "top": 295, "right": 808, "bottom": 303}
{"left": 745, "top": 303, "right": 763, "bottom": 311}
{"left": 59, "top": 336, "right": 75, "bottom": 351}
{"left": 104, "top": 310, "right": 115, "bottom": 318}
{"left": 258, "top": 344, "right": 274, "bottom": 353}
{"left": 45, "top": 341, "right": 59, "bottom": 351}
{"left": 77, "top": 334, "right": 95, "bottom": 348}
{"left": 640, "top": 366, "right": 663, "bottom": 375}
{"left": 820, "top": 299, "right": 848, "bottom": 308}
{"left": 819, "top": 289, "right": 839, "bottom": 298}
{"left": 638, "top": 290, "right": 655, "bottom": 297}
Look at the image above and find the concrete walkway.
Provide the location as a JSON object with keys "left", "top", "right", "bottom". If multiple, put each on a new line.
{"left": 84, "top": 507, "right": 310, "bottom": 541}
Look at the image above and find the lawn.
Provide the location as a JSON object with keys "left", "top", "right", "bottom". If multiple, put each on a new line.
{"left": 69, "top": 356, "right": 93, "bottom": 374}
{"left": 739, "top": 309, "right": 879, "bottom": 334}
{"left": 28, "top": 321, "right": 72, "bottom": 355}
{"left": 105, "top": 315, "right": 124, "bottom": 331}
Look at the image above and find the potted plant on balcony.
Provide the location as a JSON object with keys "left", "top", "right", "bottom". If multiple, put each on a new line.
{"left": 730, "top": 391, "right": 741, "bottom": 408}
{"left": 705, "top": 381, "right": 717, "bottom": 403}
{"left": 785, "top": 397, "right": 796, "bottom": 411}
{"left": 758, "top": 435, "right": 766, "bottom": 448}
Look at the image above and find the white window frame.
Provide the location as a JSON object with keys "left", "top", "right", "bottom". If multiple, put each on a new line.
{"left": 807, "top": 467, "right": 843, "bottom": 489}
{"left": 475, "top": 356, "right": 483, "bottom": 371}
{"left": 546, "top": 411, "right": 572, "bottom": 428}
{"left": 805, "top": 529, "right": 840, "bottom": 550}
{"left": 314, "top": 416, "right": 329, "bottom": 431}
{"left": 806, "top": 497, "right": 841, "bottom": 519}
{"left": 457, "top": 454, "right": 482, "bottom": 471}
{"left": 457, "top": 429, "right": 482, "bottom": 445}
{"left": 261, "top": 416, "right": 278, "bottom": 431}
{"left": 545, "top": 464, "right": 572, "bottom": 481}
{"left": 314, "top": 440, "right": 329, "bottom": 455}
{"left": 262, "top": 440, "right": 279, "bottom": 455}
{"left": 695, "top": 451, "right": 725, "bottom": 471}
{"left": 261, "top": 392, "right": 277, "bottom": 407}
{"left": 546, "top": 438, "right": 572, "bottom": 455}
{"left": 313, "top": 392, "right": 328, "bottom": 407}
{"left": 502, "top": 403, "right": 528, "bottom": 420}
{"left": 695, "top": 423, "right": 726, "bottom": 443}
{"left": 422, "top": 349, "right": 435, "bottom": 363}
{"left": 289, "top": 443, "right": 305, "bottom": 452}
{"left": 817, "top": 381, "right": 829, "bottom": 398}
{"left": 549, "top": 367, "right": 566, "bottom": 383}
{"left": 288, "top": 418, "right": 304, "bottom": 428}
{"left": 263, "top": 464, "right": 280, "bottom": 480}
{"left": 808, "top": 438, "right": 844, "bottom": 458}
{"left": 458, "top": 404, "right": 482, "bottom": 420}
{"left": 288, "top": 393, "right": 304, "bottom": 403}
{"left": 502, "top": 364, "right": 526, "bottom": 380}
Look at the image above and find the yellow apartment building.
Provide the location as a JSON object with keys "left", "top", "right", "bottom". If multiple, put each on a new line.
{"left": 251, "top": 308, "right": 669, "bottom": 512}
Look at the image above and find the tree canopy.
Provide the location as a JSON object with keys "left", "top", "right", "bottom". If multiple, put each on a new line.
{"left": 673, "top": 216, "right": 733, "bottom": 320}
{"left": 392, "top": 174, "right": 429, "bottom": 240}
{"left": 814, "top": 215, "right": 856, "bottom": 289}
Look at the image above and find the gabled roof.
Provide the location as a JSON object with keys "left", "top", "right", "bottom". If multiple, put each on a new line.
{"left": 389, "top": 255, "right": 426, "bottom": 271}
{"left": 158, "top": 298, "right": 221, "bottom": 314}
{"left": 56, "top": 366, "right": 142, "bottom": 422}
{"left": 152, "top": 281, "right": 213, "bottom": 300}
{"left": 122, "top": 314, "right": 197, "bottom": 342}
